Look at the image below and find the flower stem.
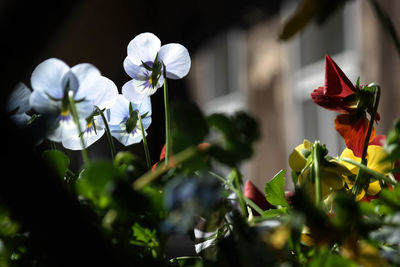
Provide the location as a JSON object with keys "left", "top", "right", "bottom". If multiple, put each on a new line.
{"left": 138, "top": 111, "right": 151, "bottom": 169}
{"left": 132, "top": 145, "right": 209, "bottom": 190}
{"left": 68, "top": 91, "right": 90, "bottom": 166}
{"left": 312, "top": 142, "right": 322, "bottom": 204}
{"left": 163, "top": 64, "right": 171, "bottom": 167}
{"left": 352, "top": 84, "right": 381, "bottom": 196}
{"left": 96, "top": 107, "right": 116, "bottom": 160}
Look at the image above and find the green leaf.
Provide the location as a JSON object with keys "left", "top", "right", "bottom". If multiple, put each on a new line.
{"left": 261, "top": 208, "right": 288, "bottom": 218}
{"left": 132, "top": 223, "right": 156, "bottom": 244}
{"left": 42, "top": 149, "right": 70, "bottom": 178}
{"left": 264, "top": 170, "right": 289, "bottom": 207}
{"left": 76, "top": 160, "right": 127, "bottom": 208}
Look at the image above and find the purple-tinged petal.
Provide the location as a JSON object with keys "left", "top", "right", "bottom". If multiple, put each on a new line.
{"left": 159, "top": 43, "right": 191, "bottom": 79}
{"left": 29, "top": 90, "right": 59, "bottom": 114}
{"left": 62, "top": 119, "right": 105, "bottom": 150}
{"left": 126, "top": 32, "right": 161, "bottom": 65}
{"left": 123, "top": 58, "right": 146, "bottom": 79}
{"left": 108, "top": 95, "right": 130, "bottom": 125}
{"left": 122, "top": 79, "right": 157, "bottom": 104}
{"left": 61, "top": 70, "right": 80, "bottom": 94}
{"left": 7, "top": 82, "right": 31, "bottom": 114}
{"left": 31, "top": 58, "right": 69, "bottom": 98}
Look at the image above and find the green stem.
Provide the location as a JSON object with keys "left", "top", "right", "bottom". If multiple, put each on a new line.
{"left": 163, "top": 64, "right": 171, "bottom": 167}
{"left": 68, "top": 91, "right": 90, "bottom": 166}
{"left": 209, "top": 171, "right": 262, "bottom": 216}
{"left": 50, "top": 141, "right": 57, "bottom": 150}
{"left": 138, "top": 111, "right": 151, "bottom": 169}
{"left": 96, "top": 107, "right": 116, "bottom": 160}
{"left": 340, "top": 157, "right": 396, "bottom": 186}
{"left": 312, "top": 142, "right": 322, "bottom": 204}
{"left": 233, "top": 169, "right": 248, "bottom": 218}
{"left": 352, "top": 85, "right": 381, "bottom": 196}
{"left": 133, "top": 145, "right": 207, "bottom": 190}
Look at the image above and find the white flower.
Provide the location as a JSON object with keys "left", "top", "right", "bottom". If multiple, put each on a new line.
{"left": 61, "top": 76, "right": 118, "bottom": 150}
{"left": 29, "top": 58, "right": 112, "bottom": 143}
{"left": 7, "top": 82, "right": 31, "bottom": 126}
{"left": 122, "top": 32, "right": 191, "bottom": 103}
{"left": 108, "top": 94, "right": 152, "bottom": 146}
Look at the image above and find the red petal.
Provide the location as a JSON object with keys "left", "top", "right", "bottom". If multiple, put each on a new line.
{"left": 334, "top": 114, "right": 375, "bottom": 157}
{"left": 324, "top": 54, "right": 356, "bottom": 98}
{"left": 244, "top": 180, "right": 273, "bottom": 215}
{"left": 159, "top": 144, "right": 167, "bottom": 160}
{"left": 311, "top": 87, "right": 354, "bottom": 113}
{"left": 369, "top": 134, "right": 386, "bottom": 146}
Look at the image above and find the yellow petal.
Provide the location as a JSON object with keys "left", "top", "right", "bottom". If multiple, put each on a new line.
{"left": 340, "top": 148, "right": 360, "bottom": 174}
{"left": 289, "top": 141, "right": 311, "bottom": 172}
{"left": 366, "top": 145, "right": 392, "bottom": 174}
{"left": 366, "top": 180, "right": 381, "bottom": 195}
{"left": 355, "top": 190, "right": 365, "bottom": 201}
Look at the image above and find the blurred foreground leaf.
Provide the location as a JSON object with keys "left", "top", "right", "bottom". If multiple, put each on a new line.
{"left": 41, "top": 149, "right": 70, "bottom": 178}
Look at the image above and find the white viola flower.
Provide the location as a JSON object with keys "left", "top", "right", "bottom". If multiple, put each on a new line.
{"left": 122, "top": 32, "right": 191, "bottom": 103}
{"left": 29, "top": 58, "right": 106, "bottom": 142}
{"left": 6, "top": 82, "right": 32, "bottom": 126}
{"left": 108, "top": 94, "right": 152, "bottom": 146}
{"left": 62, "top": 76, "right": 118, "bottom": 150}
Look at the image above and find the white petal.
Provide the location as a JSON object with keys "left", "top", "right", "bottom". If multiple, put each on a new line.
{"left": 91, "top": 76, "right": 118, "bottom": 110}
{"left": 123, "top": 58, "right": 145, "bottom": 79}
{"left": 62, "top": 126, "right": 105, "bottom": 150}
{"left": 10, "top": 113, "right": 31, "bottom": 127}
{"left": 140, "top": 117, "right": 152, "bottom": 130}
{"left": 110, "top": 124, "right": 143, "bottom": 146}
{"left": 122, "top": 79, "right": 159, "bottom": 104}
{"left": 72, "top": 63, "right": 102, "bottom": 101}
{"left": 7, "top": 82, "right": 31, "bottom": 114}
{"left": 70, "top": 63, "right": 101, "bottom": 84}
{"left": 47, "top": 117, "right": 77, "bottom": 142}
{"left": 159, "top": 44, "right": 191, "bottom": 79}
{"left": 29, "top": 91, "right": 59, "bottom": 114}
{"left": 126, "top": 32, "right": 161, "bottom": 65}
{"left": 137, "top": 96, "right": 152, "bottom": 117}
{"left": 31, "top": 58, "right": 69, "bottom": 98}
{"left": 108, "top": 95, "right": 129, "bottom": 125}
{"left": 61, "top": 70, "right": 80, "bottom": 94}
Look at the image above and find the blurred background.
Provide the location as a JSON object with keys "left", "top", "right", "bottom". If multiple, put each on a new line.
{"left": 2, "top": 0, "right": 400, "bottom": 193}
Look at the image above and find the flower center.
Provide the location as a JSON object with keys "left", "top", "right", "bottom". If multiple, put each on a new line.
{"left": 61, "top": 109, "right": 69, "bottom": 117}
{"left": 148, "top": 77, "right": 153, "bottom": 85}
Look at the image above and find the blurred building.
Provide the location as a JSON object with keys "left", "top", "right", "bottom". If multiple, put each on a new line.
{"left": 187, "top": 0, "right": 400, "bottom": 191}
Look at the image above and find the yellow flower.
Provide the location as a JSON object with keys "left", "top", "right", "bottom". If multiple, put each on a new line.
{"left": 289, "top": 139, "right": 312, "bottom": 172}
{"left": 289, "top": 140, "right": 351, "bottom": 200}
{"left": 340, "top": 145, "right": 393, "bottom": 200}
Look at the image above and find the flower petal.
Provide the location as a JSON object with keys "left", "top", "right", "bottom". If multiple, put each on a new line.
{"left": 340, "top": 147, "right": 360, "bottom": 174}
{"left": 244, "top": 180, "right": 273, "bottom": 214}
{"left": 110, "top": 124, "right": 143, "bottom": 146}
{"left": 311, "top": 86, "right": 355, "bottom": 113}
{"left": 123, "top": 58, "right": 145, "bottom": 79}
{"left": 122, "top": 79, "right": 157, "bottom": 104}
{"left": 90, "top": 76, "right": 119, "bottom": 110}
{"left": 62, "top": 122, "right": 105, "bottom": 150}
{"left": 366, "top": 145, "right": 392, "bottom": 174}
{"left": 324, "top": 54, "right": 356, "bottom": 97}
{"left": 126, "top": 32, "right": 161, "bottom": 65}
{"left": 335, "top": 113, "right": 375, "bottom": 157}
{"left": 7, "top": 82, "right": 31, "bottom": 114}
{"left": 159, "top": 43, "right": 191, "bottom": 79}
{"left": 29, "top": 91, "right": 60, "bottom": 114}
{"left": 108, "top": 94, "right": 129, "bottom": 125}
{"left": 31, "top": 58, "right": 69, "bottom": 98}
